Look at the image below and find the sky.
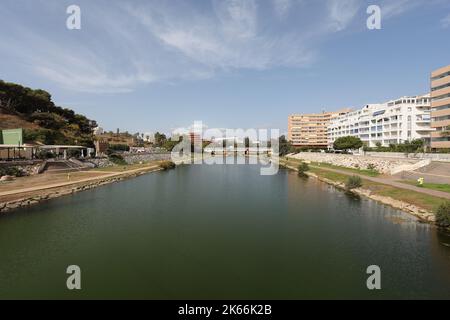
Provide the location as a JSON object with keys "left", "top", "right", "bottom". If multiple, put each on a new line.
{"left": 1, "top": 0, "right": 450, "bottom": 136}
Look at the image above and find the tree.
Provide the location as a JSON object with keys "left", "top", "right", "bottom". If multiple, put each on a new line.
{"left": 345, "top": 175, "right": 362, "bottom": 190}
{"left": 279, "top": 135, "right": 295, "bottom": 156}
{"left": 436, "top": 201, "right": 450, "bottom": 228}
{"left": 244, "top": 137, "right": 250, "bottom": 148}
{"left": 333, "top": 136, "right": 363, "bottom": 151}
{"left": 297, "top": 162, "right": 310, "bottom": 176}
{"left": 154, "top": 132, "right": 167, "bottom": 147}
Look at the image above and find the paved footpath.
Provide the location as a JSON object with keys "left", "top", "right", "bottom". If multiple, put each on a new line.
{"left": 308, "top": 165, "right": 450, "bottom": 200}
{"left": 0, "top": 165, "right": 161, "bottom": 198}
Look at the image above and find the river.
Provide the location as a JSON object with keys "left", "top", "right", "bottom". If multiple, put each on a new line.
{"left": 0, "top": 160, "right": 449, "bottom": 299}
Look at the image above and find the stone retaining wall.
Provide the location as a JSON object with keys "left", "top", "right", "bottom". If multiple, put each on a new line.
{"left": 288, "top": 152, "right": 417, "bottom": 174}
{"left": 86, "top": 153, "right": 172, "bottom": 168}
{"left": 0, "top": 161, "right": 43, "bottom": 176}
{"left": 123, "top": 153, "right": 171, "bottom": 164}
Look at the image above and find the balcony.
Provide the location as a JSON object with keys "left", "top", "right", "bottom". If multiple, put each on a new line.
{"left": 432, "top": 75, "right": 450, "bottom": 88}
{"left": 431, "top": 131, "right": 448, "bottom": 138}
{"left": 431, "top": 65, "right": 450, "bottom": 79}
{"left": 432, "top": 97, "right": 450, "bottom": 108}
{"left": 431, "top": 108, "right": 450, "bottom": 118}
{"left": 431, "top": 86, "right": 450, "bottom": 99}
{"left": 431, "top": 119, "right": 450, "bottom": 128}
{"left": 431, "top": 141, "right": 450, "bottom": 149}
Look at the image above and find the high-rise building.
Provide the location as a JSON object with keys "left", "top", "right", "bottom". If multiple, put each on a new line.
{"left": 328, "top": 94, "right": 432, "bottom": 148}
{"left": 430, "top": 64, "right": 450, "bottom": 150}
{"left": 288, "top": 109, "right": 351, "bottom": 148}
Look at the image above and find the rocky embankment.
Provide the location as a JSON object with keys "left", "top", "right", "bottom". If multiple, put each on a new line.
{"left": 281, "top": 161, "right": 436, "bottom": 224}
{"left": 86, "top": 153, "right": 171, "bottom": 168}
{"left": 288, "top": 152, "right": 417, "bottom": 174}
{"left": 0, "top": 161, "right": 42, "bottom": 176}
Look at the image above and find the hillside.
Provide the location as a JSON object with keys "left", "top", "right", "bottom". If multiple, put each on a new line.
{"left": 0, "top": 80, "right": 97, "bottom": 146}
{"left": 0, "top": 113, "right": 40, "bottom": 130}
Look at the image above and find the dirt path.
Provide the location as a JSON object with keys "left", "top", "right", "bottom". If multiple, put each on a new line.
{"left": 0, "top": 165, "right": 161, "bottom": 198}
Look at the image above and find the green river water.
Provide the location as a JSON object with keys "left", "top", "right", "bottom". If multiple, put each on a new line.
{"left": 0, "top": 160, "right": 449, "bottom": 299}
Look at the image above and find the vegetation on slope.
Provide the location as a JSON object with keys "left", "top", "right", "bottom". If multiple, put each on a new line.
{"left": 0, "top": 80, "right": 97, "bottom": 146}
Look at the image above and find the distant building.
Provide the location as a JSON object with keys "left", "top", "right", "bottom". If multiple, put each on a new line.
{"left": 93, "top": 127, "right": 104, "bottom": 135}
{"left": 328, "top": 94, "right": 432, "bottom": 148}
{"left": 143, "top": 132, "right": 155, "bottom": 143}
{"left": 288, "top": 109, "right": 351, "bottom": 148}
{"left": 430, "top": 64, "right": 450, "bottom": 150}
{"left": 189, "top": 132, "right": 202, "bottom": 144}
{"left": 94, "top": 139, "right": 109, "bottom": 157}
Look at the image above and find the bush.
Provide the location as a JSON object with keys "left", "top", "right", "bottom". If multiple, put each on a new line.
{"left": 159, "top": 161, "right": 176, "bottom": 170}
{"left": 345, "top": 175, "right": 362, "bottom": 190}
{"left": 367, "top": 163, "right": 376, "bottom": 171}
{"left": 333, "top": 136, "right": 363, "bottom": 151}
{"left": 436, "top": 201, "right": 450, "bottom": 228}
{"left": 107, "top": 144, "right": 130, "bottom": 154}
{"left": 108, "top": 154, "right": 127, "bottom": 166}
{"left": 35, "top": 150, "right": 55, "bottom": 160}
{"left": 0, "top": 166, "right": 25, "bottom": 177}
{"left": 297, "top": 162, "right": 310, "bottom": 176}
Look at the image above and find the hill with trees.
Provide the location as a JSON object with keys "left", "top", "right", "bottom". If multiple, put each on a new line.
{"left": 0, "top": 80, "right": 97, "bottom": 146}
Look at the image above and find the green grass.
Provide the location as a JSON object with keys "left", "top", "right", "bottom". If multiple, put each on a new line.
{"left": 309, "top": 167, "right": 348, "bottom": 183}
{"left": 283, "top": 159, "right": 446, "bottom": 213}
{"left": 310, "top": 161, "right": 380, "bottom": 177}
{"left": 398, "top": 181, "right": 450, "bottom": 194}
{"left": 369, "top": 183, "right": 445, "bottom": 213}
{"left": 92, "top": 162, "right": 158, "bottom": 172}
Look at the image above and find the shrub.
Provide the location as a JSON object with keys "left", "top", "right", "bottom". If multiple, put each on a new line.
{"left": 159, "top": 161, "right": 176, "bottom": 170}
{"left": 0, "top": 166, "right": 25, "bottom": 177}
{"left": 333, "top": 136, "right": 363, "bottom": 151}
{"left": 345, "top": 175, "right": 362, "bottom": 190}
{"left": 297, "top": 162, "right": 310, "bottom": 176}
{"left": 35, "top": 150, "right": 55, "bottom": 160}
{"left": 436, "top": 201, "right": 450, "bottom": 228}
{"left": 107, "top": 144, "right": 130, "bottom": 154}
{"left": 367, "top": 163, "right": 376, "bottom": 171}
{"left": 108, "top": 154, "right": 127, "bottom": 166}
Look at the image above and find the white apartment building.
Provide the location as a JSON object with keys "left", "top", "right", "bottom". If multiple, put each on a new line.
{"left": 328, "top": 94, "right": 433, "bottom": 148}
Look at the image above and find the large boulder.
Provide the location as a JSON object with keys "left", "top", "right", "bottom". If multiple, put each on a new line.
{"left": 0, "top": 175, "right": 15, "bottom": 182}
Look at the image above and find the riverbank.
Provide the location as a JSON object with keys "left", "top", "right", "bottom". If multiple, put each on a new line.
{"left": 280, "top": 158, "right": 449, "bottom": 224}
{"left": 0, "top": 161, "right": 172, "bottom": 213}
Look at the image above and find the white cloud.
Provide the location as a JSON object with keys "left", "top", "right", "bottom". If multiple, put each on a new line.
{"left": 326, "top": 0, "right": 360, "bottom": 32}
{"left": 273, "top": 0, "right": 293, "bottom": 17}
{"left": 0, "top": 0, "right": 442, "bottom": 93}
{"left": 127, "top": 0, "right": 314, "bottom": 71}
{"left": 442, "top": 13, "right": 450, "bottom": 28}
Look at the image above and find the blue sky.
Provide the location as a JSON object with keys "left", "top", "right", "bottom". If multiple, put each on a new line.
{"left": 1, "top": 0, "right": 450, "bottom": 135}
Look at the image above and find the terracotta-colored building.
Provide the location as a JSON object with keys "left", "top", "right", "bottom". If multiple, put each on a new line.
{"left": 430, "top": 64, "right": 450, "bottom": 150}
{"left": 288, "top": 109, "right": 351, "bottom": 148}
